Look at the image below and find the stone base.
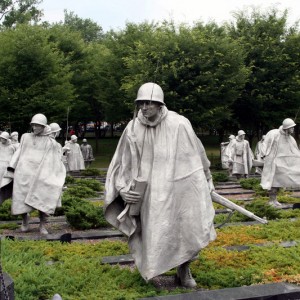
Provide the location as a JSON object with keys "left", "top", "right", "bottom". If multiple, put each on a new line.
{"left": 139, "top": 283, "right": 300, "bottom": 300}
{"left": 0, "top": 272, "right": 14, "bottom": 300}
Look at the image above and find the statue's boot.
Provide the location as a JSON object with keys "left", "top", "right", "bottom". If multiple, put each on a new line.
{"left": 176, "top": 261, "right": 197, "bottom": 288}
{"left": 21, "top": 213, "right": 30, "bottom": 232}
{"left": 39, "top": 211, "right": 49, "bottom": 235}
{"left": 268, "top": 190, "right": 282, "bottom": 207}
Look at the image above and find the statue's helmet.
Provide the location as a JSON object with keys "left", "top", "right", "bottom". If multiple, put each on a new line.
{"left": 71, "top": 135, "right": 77, "bottom": 141}
{"left": 229, "top": 134, "right": 235, "bottom": 140}
{"left": 135, "top": 82, "right": 164, "bottom": 105}
{"left": 0, "top": 132, "right": 10, "bottom": 140}
{"left": 49, "top": 123, "right": 62, "bottom": 133}
{"left": 82, "top": 139, "right": 87, "bottom": 143}
{"left": 237, "top": 130, "right": 246, "bottom": 136}
{"left": 282, "top": 118, "right": 296, "bottom": 130}
{"left": 30, "top": 113, "right": 47, "bottom": 126}
{"left": 11, "top": 131, "right": 18, "bottom": 137}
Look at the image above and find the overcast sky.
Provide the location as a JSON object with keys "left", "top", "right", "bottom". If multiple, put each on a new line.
{"left": 39, "top": 0, "right": 300, "bottom": 32}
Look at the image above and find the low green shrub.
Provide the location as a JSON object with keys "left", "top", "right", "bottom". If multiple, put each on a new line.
{"left": 212, "top": 172, "right": 229, "bottom": 183}
{"left": 239, "top": 178, "right": 268, "bottom": 196}
{"left": 80, "top": 168, "right": 104, "bottom": 176}
{"left": 64, "top": 175, "right": 75, "bottom": 184}
{"left": 0, "top": 200, "right": 19, "bottom": 221}
{"left": 74, "top": 178, "right": 103, "bottom": 191}
{"left": 65, "top": 201, "right": 109, "bottom": 229}
{"left": 244, "top": 199, "right": 281, "bottom": 220}
{"left": 0, "top": 223, "right": 19, "bottom": 230}
{"left": 54, "top": 195, "right": 85, "bottom": 216}
{"left": 63, "top": 186, "right": 97, "bottom": 199}
{"left": 239, "top": 178, "right": 260, "bottom": 190}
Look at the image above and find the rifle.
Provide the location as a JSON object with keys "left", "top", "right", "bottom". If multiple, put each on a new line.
{"left": 211, "top": 191, "right": 268, "bottom": 224}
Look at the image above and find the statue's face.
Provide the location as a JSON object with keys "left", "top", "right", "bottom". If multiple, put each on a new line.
{"left": 137, "top": 100, "right": 161, "bottom": 122}
{"left": 287, "top": 127, "right": 295, "bottom": 135}
{"left": 12, "top": 134, "right": 18, "bottom": 141}
{"left": 31, "top": 124, "right": 44, "bottom": 135}
{"left": 0, "top": 137, "right": 7, "bottom": 144}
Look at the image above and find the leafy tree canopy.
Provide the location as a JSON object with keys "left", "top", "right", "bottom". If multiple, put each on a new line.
{"left": 0, "top": 0, "right": 42, "bottom": 28}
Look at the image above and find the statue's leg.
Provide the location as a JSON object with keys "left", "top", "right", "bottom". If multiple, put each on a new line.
{"left": 39, "top": 211, "right": 49, "bottom": 235}
{"left": 21, "top": 213, "right": 30, "bottom": 232}
{"left": 176, "top": 261, "right": 197, "bottom": 288}
{"left": 268, "top": 187, "right": 281, "bottom": 207}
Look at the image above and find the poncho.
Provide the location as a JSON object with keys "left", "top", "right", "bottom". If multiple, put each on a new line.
{"left": 67, "top": 142, "right": 85, "bottom": 171}
{"left": 105, "top": 107, "right": 216, "bottom": 280}
{"left": 231, "top": 138, "right": 253, "bottom": 176}
{"left": 9, "top": 130, "right": 66, "bottom": 215}
{"left": 261, "top": 126, "right": 300, "bottom": 190}
{"left": 80, "top": 144, "right": 94, "bottom": 162}
{"left": 0, "top": 143, "right": 15, "bottom": 184}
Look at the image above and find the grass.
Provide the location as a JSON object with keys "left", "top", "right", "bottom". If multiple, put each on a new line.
{"left": 2, "top": 218, "right": 300, "bottom": 299}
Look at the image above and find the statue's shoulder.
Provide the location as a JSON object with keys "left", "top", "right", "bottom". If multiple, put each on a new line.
{"left": 266, "top": 128, "right": 279, "bottom": 138}
{"left": 167, "top": 111, "right": 188, "bottom": 125}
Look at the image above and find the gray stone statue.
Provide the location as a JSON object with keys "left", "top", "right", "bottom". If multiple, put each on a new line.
{"left": 2, "top": 114, "right": 66, "bottom": 234}
{"left": 62, "top": 140, "right": 71, "bottom": 171}
{"left": 10, "top": 131, "right": 20, "bottom": 150}
{"left": 229, "top": 130, "right": 254, "bottom": 180}
{"left": 80, "top": 139, "right": 94, "bottom": 168}
{"left": 254, "top": 135, "right": 266, "bottom": 175}
{"left": 221, "top": 134, "right": 236, "bottom": 176}
{"left": 104, "top": 82, "right": 216, "bottom": 288}
{"left": 66, "top": 135, "right": 85, "bottom": 172}
{"left": 0, "top": 132, "right": 16, "bottom": 186}
{"left": 260, "top": 118, "right": 300, "bottom": 207}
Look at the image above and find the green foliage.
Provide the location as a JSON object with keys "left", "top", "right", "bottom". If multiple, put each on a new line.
{"left": 279, "top": 208, "right": 300, "bottom": 219}
{"left": 62, "top": 186, "right": 97, "bottom": 199}
{"left": 0, "top": 24, "right": 74, "bottom": 132}
{"left": 239, "top": 178, "right": 261, "bottom": 189}
{"left": 227, "top": 8, "right": 300, "bottom": 133}
{"left": 0, "top": 199, "right": 19, "bottom": 221}
{"left": 74, "top": 178, "right": 104, "bottom": 191}
{"left": 244, "top": 199, "right": 281, "bottom": 220}
{"left": 239, "top": 178, "right": 268, "bottom": 196}
{"left": 54, "top": 195, "right": 84, "bottom": 216}
{"left": 55, "top": 184, "right": 108, "bottom": 229}
{"left": 64, "top": 175, "right": 75, "bottom": 184}
{"left": 0, "top": 223, "right": 19, "bottom": 230}
{"left": 212, "top": 172, "right": 229, "bottom": 183}
{"left": 65, "top": 201, "right": 108, "bottom": 229}
{"left": 2, "top": 222, "right": 300, "bottom": 299}
{"left": 0, "top": 0, "right": 42, "bottom": 28}
{"left": 64, "top": 10, "right": 104, "bottom": 42}
{"left": 80, "top": 168, "right": 103, "bottom": 176}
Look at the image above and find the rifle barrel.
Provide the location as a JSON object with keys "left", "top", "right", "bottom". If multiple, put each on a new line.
{"left": 211, "top": 191, "right": 268, "bottom": 224}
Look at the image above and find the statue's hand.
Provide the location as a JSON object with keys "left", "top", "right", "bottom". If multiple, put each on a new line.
{"left": 207, "top": 178, "right": 215, "bottom": 193}
{"left": 120, "top": 189, "right": 142, "bottom": 204}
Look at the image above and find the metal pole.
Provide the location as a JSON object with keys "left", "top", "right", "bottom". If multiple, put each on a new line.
{"left": 66, "top": 107, "right": 70, "bottom": 141}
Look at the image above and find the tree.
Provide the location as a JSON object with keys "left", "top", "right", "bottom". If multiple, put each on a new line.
{"left": 228, "top": 8, "right": 300, "bottom": 142}
{"left": 122, "top": 21, "right": 248, "bottom": 138}
{"left": 0, "top": 24, "right": 74, "bottom": 132}
{"left": 0, "top": 0, "right": 42, "bottom": 28}
{"left": 63, "top": 10, "right": 104, "bottom": 42}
